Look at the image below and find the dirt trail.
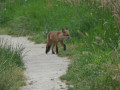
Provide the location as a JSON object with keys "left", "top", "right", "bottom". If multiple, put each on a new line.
{"left": 0, "top": 35, "right": 69, "bottom": 90}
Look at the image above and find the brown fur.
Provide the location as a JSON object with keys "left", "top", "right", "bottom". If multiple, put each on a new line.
{"left": 46, "top": 28, "right": 71, "bottom": 54}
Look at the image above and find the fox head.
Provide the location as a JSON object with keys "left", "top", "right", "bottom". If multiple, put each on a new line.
{"left": 62, "top": 28, "right": 71, "bottom": 40}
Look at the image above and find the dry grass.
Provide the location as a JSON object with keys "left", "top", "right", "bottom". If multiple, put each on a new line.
{"left": 65, "top": 0, "right": 81, "bottom": 5}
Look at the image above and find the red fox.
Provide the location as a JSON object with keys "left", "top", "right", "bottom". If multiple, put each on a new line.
{"left": 46, "top": 28, "right": 71, "bottom": 54}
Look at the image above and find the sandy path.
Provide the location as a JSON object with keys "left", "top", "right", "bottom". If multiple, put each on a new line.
{"left": 0, "top": 35, "right": 69, "bottom": 90}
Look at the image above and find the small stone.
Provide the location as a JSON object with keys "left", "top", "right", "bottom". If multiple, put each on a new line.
{"left": 69, "top": 84, "right": 74, "bottom": 88}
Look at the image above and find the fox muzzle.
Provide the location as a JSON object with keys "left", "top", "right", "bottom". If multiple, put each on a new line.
{"left": 59, "top": 36, "right": 72, "bottom": 40}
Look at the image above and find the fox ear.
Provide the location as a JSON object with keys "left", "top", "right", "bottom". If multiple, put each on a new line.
{"left": 62, "top": 28, "right": 65, "bottom": 33}
{"left": 66, "top": 28, "right": 68, "bottom": 30}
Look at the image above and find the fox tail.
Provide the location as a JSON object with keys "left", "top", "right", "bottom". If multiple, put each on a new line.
{"left": 46, "top": 41, "right": 51, "bottom": 54}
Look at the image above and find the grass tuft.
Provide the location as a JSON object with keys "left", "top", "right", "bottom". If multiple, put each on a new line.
{"left": 0, "top": 38, "right": 25, "bottom": 90}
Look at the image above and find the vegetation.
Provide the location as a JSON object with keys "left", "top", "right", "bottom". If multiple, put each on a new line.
{"left": 0, "top": 0, "right": 120, "bottom": 89}
{"left": 0, "top": 39, "right": 25, "bottom": 90}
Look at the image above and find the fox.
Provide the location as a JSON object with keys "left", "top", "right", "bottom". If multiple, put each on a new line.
{"left": 46, "top": 28, "right": 71, "bottom": 54}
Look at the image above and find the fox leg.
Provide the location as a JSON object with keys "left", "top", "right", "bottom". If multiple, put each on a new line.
{"left": 60, "top": 40, "right": 66, "bottom": 51}
{"left": 52, "top": 42, "right": 56, "bottom": 54}
{"left": 46, "top": 40, "right": 51, "bottom": 54}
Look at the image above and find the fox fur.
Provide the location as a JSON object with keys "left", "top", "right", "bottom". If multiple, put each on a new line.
{"left": 46, "top": 28, "right": 71, "bottom": 54}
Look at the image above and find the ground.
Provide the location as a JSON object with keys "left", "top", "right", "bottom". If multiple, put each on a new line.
{"left": 0, "top": 35, "right": 70, "bottom": 90}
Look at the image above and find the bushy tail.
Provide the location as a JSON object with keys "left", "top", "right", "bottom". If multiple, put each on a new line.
{"left": 46, "top": 43, "right": 51, "bottom": 54}
{"left": 46, "top": 32, "right": 52, "bottom": 54}
{"left": 46, "top": 41, "right": 51, "bottom": 54}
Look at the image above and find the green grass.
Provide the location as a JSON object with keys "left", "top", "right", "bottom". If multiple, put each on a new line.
{"left": 0, "top": 0, "right": 120, "bottom": 89}
{"left": 59, "top": 41, "right": 120, "bottom": 90}
{"left": 0, "top": 39, "right": 25, "bottom": 90}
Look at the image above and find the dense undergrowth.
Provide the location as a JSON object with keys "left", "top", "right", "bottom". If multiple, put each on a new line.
{"left": 0, "top": 39, "right": 25, "bottom": 90}
{"left": 0, "top": 0, "right": 120, "bottom": 89}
